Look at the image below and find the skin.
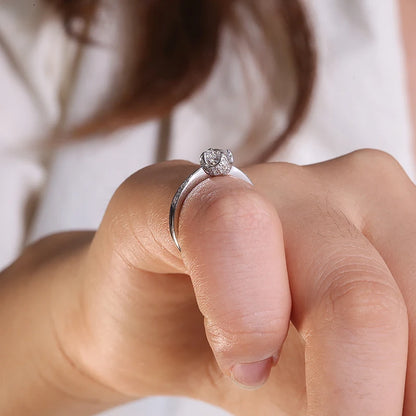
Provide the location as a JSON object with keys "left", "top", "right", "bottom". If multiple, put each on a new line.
{"left": 1, "top": 149, "right": 416, "bottom": 416}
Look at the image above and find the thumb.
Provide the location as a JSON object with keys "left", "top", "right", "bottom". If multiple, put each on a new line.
{"left": 178, "top": 174, "right": 291, "bottom": 389}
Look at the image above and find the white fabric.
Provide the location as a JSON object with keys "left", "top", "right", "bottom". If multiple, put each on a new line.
{"left": 0, "top": 0, "right": 77, "bottom": 268}
{"left": 0, "top": 0, "right": 414, "bottom": 415}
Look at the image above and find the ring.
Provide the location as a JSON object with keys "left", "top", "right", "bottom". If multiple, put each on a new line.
{"left": 169, "top": 148, "right": 253, "bottom": 251}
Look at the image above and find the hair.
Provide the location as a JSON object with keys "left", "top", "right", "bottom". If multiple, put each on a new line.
{"left": 44, "top": 0, "right": 316, "bottom": 163}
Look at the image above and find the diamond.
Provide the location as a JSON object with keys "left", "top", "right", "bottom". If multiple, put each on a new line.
{"left": 200, "top": 148, "right": 233, "bottom": 176}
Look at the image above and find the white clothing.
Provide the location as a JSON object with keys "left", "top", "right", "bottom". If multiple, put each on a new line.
{"left": 0, "top": 0, "right": 414, "bottom": 415}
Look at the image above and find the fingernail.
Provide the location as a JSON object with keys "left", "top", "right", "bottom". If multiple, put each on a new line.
{"left": 230, "top": 357, "right": 274, "bottom": 390}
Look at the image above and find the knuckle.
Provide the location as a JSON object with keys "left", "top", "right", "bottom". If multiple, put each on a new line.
{"left": 343, "top": 149, "right": 416, "bottom": 209}
{"left": 109, "top": 213, "right": 155, "bottom": 269}
{"left": 318, "top": 262, "right": 407, "bottom": 332}
{"left": 105, "top": 175, "right": 178, "bottom": 271}
{"left": 112, "top": 170, "right": 141, "bottom": 204}
{"left": 350, "top": 148, "right": 399, "bottom": 168}
{"left": 349, "top": 148, "right": 410, "bottom": 184}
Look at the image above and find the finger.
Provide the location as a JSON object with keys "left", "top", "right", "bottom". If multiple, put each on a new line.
{"left": 91, "top": 161, "right": 291, "bottom": 389}
{"left": 248, "top": 162, "right": 408, "bottom": 415}
{"left": 179, "top": 175, "right": 291, "bottom": 388}
{"left": 362, "top": 190, "right": 416, "bottom": 416}
{"left": 327, "top": 150, "right": 416, "bottom": 415}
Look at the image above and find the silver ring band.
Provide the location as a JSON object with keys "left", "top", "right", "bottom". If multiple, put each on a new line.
{"left": 169, "top": 149, "right": 253, "bottom": 251}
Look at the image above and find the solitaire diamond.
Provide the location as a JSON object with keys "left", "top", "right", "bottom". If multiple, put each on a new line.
{"left": 170, "top": 148, "right": 252, "bottom": 251}
{"left": 200, "top": 148, "right": 233, "bottom": 176}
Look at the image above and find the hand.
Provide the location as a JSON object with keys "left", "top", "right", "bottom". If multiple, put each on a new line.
{"left": 58, "top": 148, "right": 416, "bottom": 415}
{"left": 3, "top": 149, "right": 415, "bottom": 415}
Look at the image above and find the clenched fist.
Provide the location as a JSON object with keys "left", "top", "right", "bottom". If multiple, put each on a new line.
{"left": 2, "top": 149, "right": 415, "bottom": 416}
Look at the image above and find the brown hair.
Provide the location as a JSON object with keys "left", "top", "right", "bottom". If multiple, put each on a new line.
{"left": 44, "top": 0, "right": 316, "bottom": 163}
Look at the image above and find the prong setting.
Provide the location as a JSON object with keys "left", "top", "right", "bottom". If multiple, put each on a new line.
{"left": 200, "top": 148, "right": 233, "bottom": 176}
